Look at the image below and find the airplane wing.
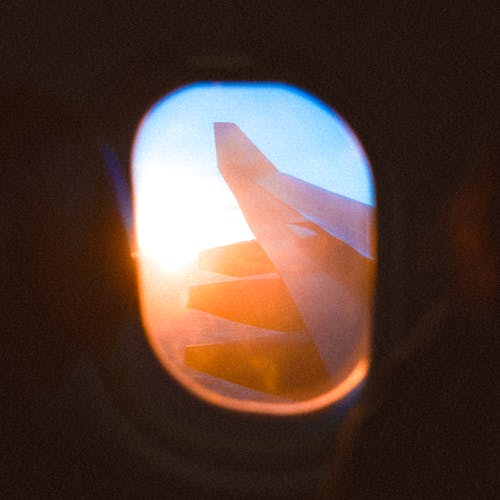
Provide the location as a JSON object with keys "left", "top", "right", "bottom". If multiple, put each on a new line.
{"left": 214, "top": 122, "right": 375, "bottom": 382}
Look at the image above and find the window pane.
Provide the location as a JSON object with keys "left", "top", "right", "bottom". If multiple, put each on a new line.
{"left": 132, "top": 82, "right": 376, "bottom": 415}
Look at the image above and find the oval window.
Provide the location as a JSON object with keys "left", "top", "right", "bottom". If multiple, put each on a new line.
{"left": 132, "top": 82, "right": 376, "bottom": 415}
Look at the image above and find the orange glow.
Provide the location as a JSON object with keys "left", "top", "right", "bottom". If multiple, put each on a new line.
{"left": 133, "top": 153, "right": 375, "bottom": 414}
{"left": 132, "top": 84, "right": 376, "bottom": 415}
{"left": 180, "top": 350, "right": 370, "bottom": 415}
{"left": 138, "top": 248, "right": 370, "bottom": 414}
{"left": 136, "top": 229, "right": 373, "bottom": 415}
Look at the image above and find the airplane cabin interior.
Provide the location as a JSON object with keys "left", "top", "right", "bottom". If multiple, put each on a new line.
{"left": 2, "top": 2, "right": 498, "bottom": 498}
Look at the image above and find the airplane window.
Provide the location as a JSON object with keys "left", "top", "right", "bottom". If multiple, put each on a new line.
{"left": 132, "top": 82, "right": 376, "bottom": 415}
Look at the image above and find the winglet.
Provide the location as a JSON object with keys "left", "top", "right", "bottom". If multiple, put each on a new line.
{"left": 214, "top": 123, "right": 278, "bottom": 181}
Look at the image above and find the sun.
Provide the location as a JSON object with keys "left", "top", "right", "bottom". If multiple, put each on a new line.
{"left": 134, "top": 169, "right": 253, "bottom": 273}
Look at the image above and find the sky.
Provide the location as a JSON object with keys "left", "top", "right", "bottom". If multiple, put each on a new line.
{"left": 132, "top": 82, "right": 375, "bottom": 271}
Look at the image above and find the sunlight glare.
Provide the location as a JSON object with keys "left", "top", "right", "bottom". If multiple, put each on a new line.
{"left": 135, "top": 168, "right": 253, "bottom": 272}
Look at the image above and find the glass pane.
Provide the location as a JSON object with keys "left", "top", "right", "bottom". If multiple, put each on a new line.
{"left": 132, "top": 82, "right": 376, "bottom": 415}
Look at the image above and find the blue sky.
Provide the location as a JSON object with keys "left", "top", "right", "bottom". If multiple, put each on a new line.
{"left": 133, "top": 81, "right": 374, "bottom": 204}
{"left": 132, "top": 82, "right": 375, "bottom": 269}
